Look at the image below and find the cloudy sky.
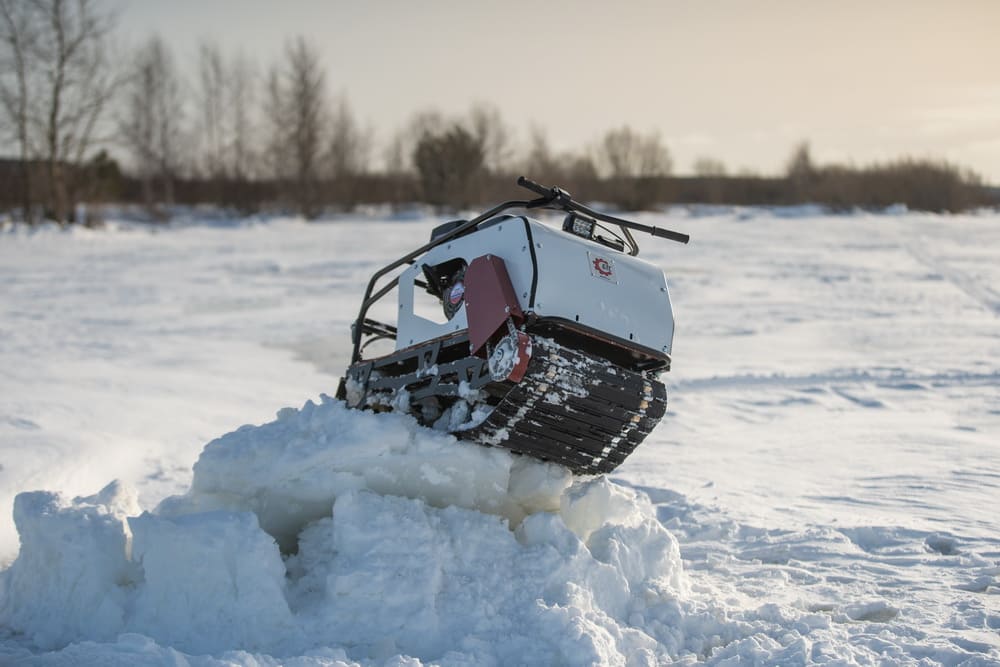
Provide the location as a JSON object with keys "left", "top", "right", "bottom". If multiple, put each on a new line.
{"left": 114, "top": 0, "right": 1000, "bottom": 182}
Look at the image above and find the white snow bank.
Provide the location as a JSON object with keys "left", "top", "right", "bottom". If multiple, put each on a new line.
{"left": 0, "top": 481, "right": 139, "bottom": 649}
{"left": 287, "top": 486, "right": 686, "bottom": 664}
{"left": 0, "top": 397, "right": 688, "bottom": 664}
{"left": 158, "top": 396, "right": 574, "bottom": 550}
{"left": 127, "top": 510, "right": 300, "bottom": 653}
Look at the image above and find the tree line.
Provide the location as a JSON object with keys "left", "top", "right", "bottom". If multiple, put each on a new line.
{"left": 1, "top": 1, "right": 994, "bottom": 224}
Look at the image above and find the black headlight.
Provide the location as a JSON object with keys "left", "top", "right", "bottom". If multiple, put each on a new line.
{"left": 562, "top": 212, "right": 596, "bottom": 240}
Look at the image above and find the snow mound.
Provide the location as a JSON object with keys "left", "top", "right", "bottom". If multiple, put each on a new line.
{"left": 158, "top": 395, "right": 575, "bottom": 549}
{"left": 1, "top": 481, "right": 140, "bottom": 649}
{"left": 0, "top": 396, "right": 688, "bottom": 664}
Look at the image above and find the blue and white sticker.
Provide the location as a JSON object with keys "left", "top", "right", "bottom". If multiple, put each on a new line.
{"left": 449, "top": 281, "right": 465, "bottom": 305}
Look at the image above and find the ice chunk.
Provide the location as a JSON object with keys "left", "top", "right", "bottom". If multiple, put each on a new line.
{"left": 0, "top": 481, "right": 139, "bottom": 649}
{"left": 128, "top": 511, "right": 299, "bottom": 654}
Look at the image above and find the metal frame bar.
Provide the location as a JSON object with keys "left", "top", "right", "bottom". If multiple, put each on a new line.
{"left": 351, "top": 197, "right": 539, "bottom": 362}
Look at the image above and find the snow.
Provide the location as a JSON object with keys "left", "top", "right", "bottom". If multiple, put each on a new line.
{"left": 1, "top": 400, "right": 684, "bottom": 664}
{"left": 1, "top": 210, "right": 999, "bottom": 665}
{"left": 2, "top": 482, "right": 140, "bottom": 649}
{"left": 158, "top": 396, "right": 572, "bottom": 549}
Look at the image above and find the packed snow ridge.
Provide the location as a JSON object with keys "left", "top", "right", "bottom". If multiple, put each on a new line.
{"left": 0, "top": 396, "right": 691, "bottom": 665}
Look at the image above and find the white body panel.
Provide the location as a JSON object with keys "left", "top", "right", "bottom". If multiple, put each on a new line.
{"left": 395, "top": 216, "right": 675, "bottom": 355}
{"left": 529, "top": 222, "right": 675, "bottom": 354}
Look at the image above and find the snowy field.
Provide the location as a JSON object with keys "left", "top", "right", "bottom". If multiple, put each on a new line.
{"left": 0, "top": 207, "right": 998, "bottom": 665}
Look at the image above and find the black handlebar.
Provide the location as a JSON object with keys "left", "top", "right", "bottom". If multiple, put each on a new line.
{"left": 516, "top": 175, "right": 690, "bottom": 248}
{"left": 649, "top": 226, "right": 691, "bottom": 244}
{"left": 517, "top": 176, "right": 549, "bottom": 197}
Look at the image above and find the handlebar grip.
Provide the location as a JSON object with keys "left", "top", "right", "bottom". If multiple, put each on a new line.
{"left": 651, "top": 227, "right": 690, "bottom": 244}
{"left": 517, "top": 176, "right": 551, "bottom": 197}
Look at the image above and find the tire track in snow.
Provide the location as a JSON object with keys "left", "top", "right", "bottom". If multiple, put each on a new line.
{"left": 905, "top": 240, "right": 1000, "bottom": 316}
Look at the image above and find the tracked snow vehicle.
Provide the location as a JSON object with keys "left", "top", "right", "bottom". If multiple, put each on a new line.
{"left": 338, "top": 177, "right": 689, "bottom": 474}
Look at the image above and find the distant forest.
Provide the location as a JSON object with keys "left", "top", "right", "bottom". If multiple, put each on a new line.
{"left": 1, "top": 1, "right": 995, "bottom": 224}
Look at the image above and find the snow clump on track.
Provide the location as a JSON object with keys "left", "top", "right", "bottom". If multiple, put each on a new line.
{"left": 0, "top": 396, "right": 689, "bottom": 665}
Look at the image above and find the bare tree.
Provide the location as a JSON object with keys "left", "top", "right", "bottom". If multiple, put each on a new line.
{"left": 523, "top": 124, "right": 557, "bottom": 178}
{"left": 594, "top": 126, "right": 672, "bottom": 209}
{"left": 21, "top": 0, "right": 118, "bottom": 223}
{"left": 285, "top": 36, "right": 327, "bottom": 217}
{"left": 786, "top": 141, "right": 815, "bottom": 201}
{"left": 693, "top": 156, "right": 727, "bottom": 177}
{"left": 382, "top": 109, "right": 444, "bottom": 174}
{"left": 407, "top": 109, "right": 445, "bottom": 140}
{"left": 380, "top": 125, "right": 417, "bottom": 209}
{"left": 382, "top": 130, "right": 406, "bottom": 175}
{"left": 786, "top": 141, "right": 813, "bottom": 177}
{"left": 196, "top": 40, "right": 226, "bottom": 179}
{"left": 596, "top": 126, "right": 672, "bottom": 179}
{"left": 692, "top": 156, "right": 728, "bottom": 204}
{"left": 413, "top": 123, "right": 484, "bottom": 210}
{"left": 327, "top": 94, "right": 371, "bottom": 210}
{"left": 119, "top": 35, "right": 183, "bottom": 216}
{"left": 193, "top": 42, "right": 260, "bottom": 211}
{"left": 227, "top": 52, "right": 256, "bottom": 181}
{"left": 563, "top": 153, "right": 598, "bottom": 182}
{"left": 468, "top": 102, "right": 512, "bottom": 174}
{"left": 328, "top": 95, "right": 369, "bottom": 178}
{"left": 262, "top": 65, "right": 289, "bottom": 183}
{"left": 521, "top": 124, "right": 597, "bottom": 195}
{"left": 0, "top": 0, "right": 37, "bottom": 222}
{"left": 265, "top": 37, "right": 328, "bottom": 217}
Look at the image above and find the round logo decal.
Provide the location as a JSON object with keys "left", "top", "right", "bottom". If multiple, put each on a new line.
{"left": 592, "top": 257, "right": 613, "bottom": 277}
{"left": 449, "top": 281, "right": 465, "bottom": 305}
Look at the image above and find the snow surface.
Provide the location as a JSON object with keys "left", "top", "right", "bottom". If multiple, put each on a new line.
{"left": 1, "top": 210, "right": 999, "bottom": 665}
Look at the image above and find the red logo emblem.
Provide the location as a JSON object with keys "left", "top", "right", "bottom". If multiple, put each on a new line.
{"left": 592, "top": 257, "right": 613, "bottom": 277}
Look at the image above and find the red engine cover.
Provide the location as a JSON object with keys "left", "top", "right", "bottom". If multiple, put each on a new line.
{"left": 464, "top": 254, "right": 524, "bottom": 356}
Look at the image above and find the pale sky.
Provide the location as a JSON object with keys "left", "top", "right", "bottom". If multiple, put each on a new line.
{"left": 113, "top": 0, "right": 1000, "bottom": 182}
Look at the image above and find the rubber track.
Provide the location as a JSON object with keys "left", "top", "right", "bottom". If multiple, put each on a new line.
{"left": 353, "top": 336, "right": 667, "bottom": 474}
{"left": 461, "top": 338, "right": 667, "bottom": 474}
